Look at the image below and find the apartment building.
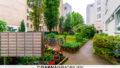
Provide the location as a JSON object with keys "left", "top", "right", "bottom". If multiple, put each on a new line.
{"left": 0, "top": 0, "right": 33, "bottom": 32}
{"left": 86, "top": 0, "right": 104, "bottom": 32}
{"left": 103, "top": 0, "right": 120, "bottom": 35}
{"left": 87, "top": 0, "right": 120, "bottom": 35}
{"left": 86, "top": 3, "right": 96, "bottom": 25}
{"left": 63, "top": 3, "right": 72, "bottom": 16}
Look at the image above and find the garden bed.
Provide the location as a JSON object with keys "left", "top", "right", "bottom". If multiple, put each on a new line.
{"left": 57, "top": 34, "right": 88, "bottom": 53}
{"left": 42, "top": 48, "right": 67, "bottom": 65}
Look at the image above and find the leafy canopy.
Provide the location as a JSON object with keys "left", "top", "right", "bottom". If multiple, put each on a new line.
{"left": 18, "top": 20, "right": 26, "bottom": 32}
{"left": 0, "top": 20, "right": 7, "bottom": 32}
{"left": 71, "top": 12, "right": 84, "bottom": 27}
{"left": 44, "top": 0, "right": 60, "bottom": 32}
{"left": 27, "top": 0, "right": 44, "bottom": 31}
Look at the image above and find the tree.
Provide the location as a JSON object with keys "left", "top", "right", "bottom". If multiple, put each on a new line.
{"left": 63, "top": 13, "right": 72, "bottom": 33}
{"left": 44, "top": 0, "right": 60, "bottom": 32}
{"left": 59, "top": 16, "right": 64, "bottom": 33}
{"left": 0, "top": 20, "right": 7, "bottom": 32}
{"left": 71, "top": 12, "right": 84, "bottom": 27}
{"left": 27, "top": 0, "right": 44, "bottom": 31}
{"left": 18, "top": 20, "right": 26, "bottom": 32}
{"left": 75, "top": 24, "right": 96, "bottom": 39}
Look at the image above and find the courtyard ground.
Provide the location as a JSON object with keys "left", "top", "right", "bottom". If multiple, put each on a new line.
{"left": 63, "top": 40, "right": 110, "bottom": 65}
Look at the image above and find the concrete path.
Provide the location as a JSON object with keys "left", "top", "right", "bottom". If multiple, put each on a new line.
{"left": 63, "top": 40, "right": 110, "bottom": 65}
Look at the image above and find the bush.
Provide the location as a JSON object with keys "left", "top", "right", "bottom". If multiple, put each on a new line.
{"left": 45, "top": 32, "right": 58, "bottom": 36}
{"left": 17, "top": 57, "right": 40, "bottom": 65}
{"left": 74, "top": 25, "right": 96, "bottom": 39}
{"left": 62, "top": 42, "right": 81, "bottom": 49}
{"left": 18, "top": 20, "right": 26, "bottom": 32}
{"left": 93, "top": 34, "right": 120, "bottom": 64}
{"left": 0, "top": 20, "right": 7, "bottom": 32}
{"left": 75, "top": 33, "right": 83, "bottom": 42}
{"left": 47, "top": 33, "right": 56, "bottom": 39}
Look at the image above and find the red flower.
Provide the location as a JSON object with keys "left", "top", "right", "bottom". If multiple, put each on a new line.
{"left": 48, "top": 60, "right": 54, "bottom": 65}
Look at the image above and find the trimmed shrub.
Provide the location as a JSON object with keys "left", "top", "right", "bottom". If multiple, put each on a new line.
{"left": 62, "top": 42, "right": 81, "bottom": 48}
{"left": 46, "top": 33, "right": 56, "bottom": 39}
{"left": 74, "top": 25, "right": 96, "bottom": 39}
{"left": 93, "top": 34, "right": 120, "bottom": 64}
{"left": 75, "top": 33, "right": 83, "bottom": 42}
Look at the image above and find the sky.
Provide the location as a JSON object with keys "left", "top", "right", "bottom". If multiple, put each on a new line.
{"left": 63, "top": 0, "right": 95, "bottom": 23}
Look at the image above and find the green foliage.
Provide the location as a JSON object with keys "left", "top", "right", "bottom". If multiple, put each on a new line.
{"left": 63, "top": 32, "right": 68, "bottom": 42}
{"left": 44, "top": 0, "right": 60, "bottom": 32}
{"left": 93, "top": 34, "right": 118, "bottom": 49}
{"left": 74, "top": 25, "right": 96, "bottom": 39}
{"left": 0, "top": 20, "right": 7, "bottom": 32}
{"left": 0, "top": 57, "right": 4, "bottom": 64}
{"left": 75, "top": 33, "right": 83, "bottom": 42}
{"left": 45, "top": 32, "right": 58, "bottom": 36}
{"left": 17, "top": 57, "right": 40, "bottom": 65}
{"left": 42, "top": 48, "right": 54, "bottom": 63}
{"left": 93, "top": 34, "right": 120, "bottom": 63}
{"left": 27, "top": 0, "right": 44, "bottom": 31}
{"left": 18, "top": 20, "right": 26, "bottom": 32}
{"left": 114, "top": 42, "right": 120, "bottom": 57}
{"left": 46, "top": 33, "right": 56, "bottom": 39}
{"left": 71, "top": 12, "right": 84, "bottom": 27}
{"left": 43, "top": 52, "right": 53, "bottom": 62}
{"left": 59, "top": 16, "right": 64, "bottom": 33}
{"left": 62, "top": 12, "right": 84, "bottom": 33}
{"left": 63, "top": 13, "right": 72, "bottom": 33}
{"left": 62, "top": 42, "right": 81, "bottom": 48}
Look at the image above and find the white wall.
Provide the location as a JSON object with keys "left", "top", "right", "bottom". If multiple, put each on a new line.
{"left": 103, "top": 0, "right": 120, "bottom": 35}
{"left": 86, "top": 4, "right": 96, "bottom": 25}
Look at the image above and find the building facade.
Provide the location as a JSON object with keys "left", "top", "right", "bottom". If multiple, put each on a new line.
{"left": 86, "top": 0, "right": 120, "bottom": 35}
{"left": 63, "top": 3, "right": 72, "bottom": 16}
{"left": 103, "top": 0, "right": 120, "bottom": 35}
{"left": 86, "top": 0, "right": 104, "bottom": 32}
{"left": 0, "top": 0, "right": 33, "bottom": 32}
{"left": 86, "top": 3, "right": 96, "bottom": 25}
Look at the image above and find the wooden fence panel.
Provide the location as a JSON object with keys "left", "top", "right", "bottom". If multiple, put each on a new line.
{"left": 0, "top": 32, "right": 42, "bottom": 57}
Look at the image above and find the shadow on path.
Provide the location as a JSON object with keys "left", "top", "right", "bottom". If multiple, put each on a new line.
{"left": 63, "top": 40, "right": 110, "bottom": 65}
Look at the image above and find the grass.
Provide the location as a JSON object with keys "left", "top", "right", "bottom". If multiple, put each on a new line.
{"left": 57, "top": 34, "right": 87, "bottom": 49}
{"left": 57, "top": 35, "right": 76, "bottom": 42}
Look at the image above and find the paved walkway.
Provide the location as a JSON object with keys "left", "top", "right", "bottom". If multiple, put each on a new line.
{"left": 63, "top": 40, "right": 110, "bottom": 65}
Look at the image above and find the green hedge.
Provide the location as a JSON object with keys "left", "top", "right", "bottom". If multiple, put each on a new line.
{"left": 93, "top": 34, "right": 120, "bottom": 64}
{"left": 60, "top": 40, "right": 87, "bottom": 53}
{"left": 62, "top": 42, "right": 81, "bottom": 48}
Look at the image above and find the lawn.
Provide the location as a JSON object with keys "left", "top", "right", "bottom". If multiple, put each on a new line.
{"left": 57, "top": 35, "right": 76, "bottom": 42}
{"left": 57, "top": 34, "right": 88, "bottom": 51}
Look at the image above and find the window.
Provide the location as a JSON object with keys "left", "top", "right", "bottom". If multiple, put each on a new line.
{"left": 27, "top": 15, "right": 29, "bottom": 20}
{"left": 97, "top": 7, "right": 101, "bottom": 12}
{"left": 64, "top": 7, "right": 67, "bottom": 10}
{"left": 97, "top": 14, "right": 101, "bottom": 19}
{"left": 27, "top": 23, "right": 29, "bottom": 27}
{"left": 116, "top": 10, "right": 120, "bottom": 31}
{"left": 31, "top": 24, "right": 32, "bottom": 28}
